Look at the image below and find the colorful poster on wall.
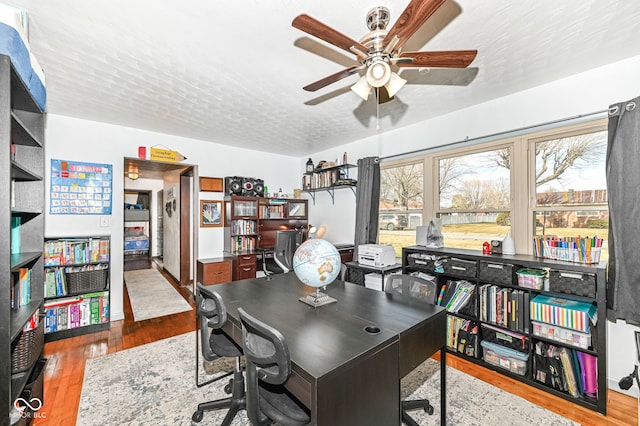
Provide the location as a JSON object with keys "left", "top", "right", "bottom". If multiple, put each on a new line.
{"left": 50, "top": 159, "right": 113, "bottom": 215}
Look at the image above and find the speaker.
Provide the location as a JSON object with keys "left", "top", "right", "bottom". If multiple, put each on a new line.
{"left": 416, "top": 226, "right": 428, "bottom": 246}
{"left": 241, "top": 178, "right": 264, "bottom": 197}
{"left": 225, "top": 176, "right": 243, "bottom": 196}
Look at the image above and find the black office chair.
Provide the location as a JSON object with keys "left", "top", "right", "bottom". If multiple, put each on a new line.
{"left": 192, "top": 284, "right": 246, "bottom": 425}
{"left": 385, "top": 274, "right": 437, "bottom": 425}
{"left": 266, "top": 230, "right": 297, "bottom": 274}
{"left": 238, "top": 307, "right": 310, "bottom": 426}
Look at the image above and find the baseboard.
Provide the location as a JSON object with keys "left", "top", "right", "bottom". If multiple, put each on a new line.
{"left": 608, "top": 377, "right": 639, "bottom": 398}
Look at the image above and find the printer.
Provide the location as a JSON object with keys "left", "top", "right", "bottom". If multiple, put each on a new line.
{"left": 358, "top": 244, "right": 396, "bottom": 267}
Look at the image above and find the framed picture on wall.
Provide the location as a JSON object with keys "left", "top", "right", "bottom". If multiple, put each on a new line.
{"left": 200, "top": 200, "right": 223, "bottom": 227}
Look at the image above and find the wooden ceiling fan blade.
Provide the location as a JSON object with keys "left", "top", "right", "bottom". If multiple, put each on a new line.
{"left": 292, "top": 14, "right": 369, "bottom": 57}
{"left": 383, "top": 0, "right": 446, "bottom": 52}
{"left": 397, "top": 50, "right": 478, "bottom": 68}
{"left": 303, "top": 65, "right": 361, "bottom": 92}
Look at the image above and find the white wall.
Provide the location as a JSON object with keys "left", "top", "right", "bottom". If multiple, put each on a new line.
{"left": 45, "top": 116, "right": 301, "bottom": 322}
{"left": 306, "top": 54, "right": 640, "bottom": 396}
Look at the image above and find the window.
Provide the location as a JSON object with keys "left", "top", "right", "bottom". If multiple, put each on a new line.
{"left": 436, "top": 145, "right": 512, "bottom": 250}
{"left": 532, "top": 128, "right": 608, "bottom": 261}
{"left": 378, "top": 162, "right": 423, "bottom": 257}
{"left": 379, "top": 120, "right": 608, "bottom": 261}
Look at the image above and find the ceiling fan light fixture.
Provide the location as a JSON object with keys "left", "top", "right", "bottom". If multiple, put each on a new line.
{"left": 366, "top": 61, "right": 391, "bottom": 88}
{"left": 351, "top": 75, "right": 371, "bottom": 101}
{"left": 384, "top": 72, "right": 407, "bottom": 98}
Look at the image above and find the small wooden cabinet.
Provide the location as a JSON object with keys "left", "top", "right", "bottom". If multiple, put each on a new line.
{"left": 233, "top": 253, "right": 257, "bottom": 280}
{"left": 197, "top": 258, "right": 232, "bottom": 285}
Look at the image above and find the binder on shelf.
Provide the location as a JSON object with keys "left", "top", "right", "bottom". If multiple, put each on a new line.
{"left": 11, "top": 216, "right": 21, "bottom": 254}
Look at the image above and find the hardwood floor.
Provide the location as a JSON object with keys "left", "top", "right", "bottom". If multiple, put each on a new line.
{"left": 34, "top": 267, "right": 637, "bottom": 425}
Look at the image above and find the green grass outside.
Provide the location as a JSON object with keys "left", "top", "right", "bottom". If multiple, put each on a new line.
{"left": 379, "top": 223, "right": 608, "bottom": 263}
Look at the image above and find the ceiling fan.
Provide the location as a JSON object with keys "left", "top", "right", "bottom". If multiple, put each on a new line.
{"left": 292, "top": 0, "right": 477, "bottom": 103}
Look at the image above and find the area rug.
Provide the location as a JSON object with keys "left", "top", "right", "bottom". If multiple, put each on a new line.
{"left": 124, "top": 268, "right": 192, "bottom": 321}
{"left": 77, "top": 332, "right": 578, "bottom": 426}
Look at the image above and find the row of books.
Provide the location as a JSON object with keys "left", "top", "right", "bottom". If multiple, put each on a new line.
{"left": 302, "top": 169, "right": 340, "bottom": 189}
{"left": 532, "top": 235, "right": 602, "bottom": 264}
{"left": 234, "top": 235, "right": 256, "bottom": 252}
{"left": 11, "top": 268, "right": 31, "bottom": 310}
{"left": 479, "top": 284, "right": 530, "bottom": 334}
{"left": 437, "top": 279, "right": 475, "bottom": 314}
{"left": 530, "top": 294, "right": 597, "bottom": 333}
{"left": 231, "top": 220, "right": 256, "bottom": 235}
{"left": 533, "top": 341, "right": 597, "bottom": 401}
{"left": 259, "top": 205, "right": 284, "bottom": 219}
{"left": 43, "top": 291, "right": 109, "bottom": 334}
{"left": 44, "top": 237, "right": 110, "bottom": 266}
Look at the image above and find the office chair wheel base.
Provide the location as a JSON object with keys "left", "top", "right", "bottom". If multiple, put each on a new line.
{"left": 426, "top": 405, "right": 434, "bottom": 415}
{"left": 224, "top": 378, "right": 232, "bottom": 394}
{"left": 191, "top": 410, "right": 203, "bottom": 423}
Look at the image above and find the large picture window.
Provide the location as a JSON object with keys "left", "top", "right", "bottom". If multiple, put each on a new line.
{"left": 379, "top": 120, "right": 608, "bottom": 260}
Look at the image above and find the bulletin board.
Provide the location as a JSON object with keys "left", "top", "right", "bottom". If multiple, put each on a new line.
{"left": 50, "top": 159, "right": 113, "bottom": 215}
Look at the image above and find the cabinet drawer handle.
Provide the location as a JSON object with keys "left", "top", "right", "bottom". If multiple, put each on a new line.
{"left": 242, "top": 267, "right": 252, "bottom": 271}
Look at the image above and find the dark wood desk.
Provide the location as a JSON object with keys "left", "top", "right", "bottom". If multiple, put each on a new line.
{"left": 201, "top": 273, "right": 446, "bottom": 425}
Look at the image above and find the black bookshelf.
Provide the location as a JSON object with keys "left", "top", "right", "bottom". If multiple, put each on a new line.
{"left": 402, "top": 245, "right": 607, "bottom": 414}
{"left": 1, "top": 54, "right": 46, "bottom": 425}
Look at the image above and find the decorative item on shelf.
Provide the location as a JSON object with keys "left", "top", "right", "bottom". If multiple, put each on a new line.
{"left": 502, "top": 233, "right": 515, "bottom": 255}
{"left": 306, "top": 158, "right": 314, "bottom": 172}
{"left": 490, "top": 239, "right": 502, "bottom": 254}
{"left": 425, "top": 218, "right": 444, "bottom": 248}
{"left": 294, "top": 239, "right": 341, "bottom": 307}
{"left": 482, "top": 241, "right": 491, "bottom": 255}
{"left": 293, "top": 188, "right": 301, "bottom": 199}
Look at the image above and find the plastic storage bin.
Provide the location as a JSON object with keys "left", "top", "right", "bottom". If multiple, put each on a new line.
{"left": 481, "top": 340, "right": 529, "bottom": 376}
{"left": 531, "top": 321, "right": 592, "bottom": 350}
{"left": 481, "top": 323, "right": 529, "bottom": 353}
{"left": 516, "top": 268, "right": 546, "bottom": 290}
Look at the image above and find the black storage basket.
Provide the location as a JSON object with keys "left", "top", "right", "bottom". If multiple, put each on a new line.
{"left": 548, "top": 269, "right": 596, "bottom": 298}
{"left": 443, "top": 257, "right": 477, "bottom": 278}
{"left": 11, "top": 320, "right": 44, "bottom": 374}
{"left": 479, "top": 261, "right": 517, "bottom": 286}
{"left": 66, "top": 268, "right": 108, "bottom": 295}
{"left": 407, "top": 253, "right": 440, "bottom": 271}
{"left": 481, "top": 324, "right": 529, "bottom": 353}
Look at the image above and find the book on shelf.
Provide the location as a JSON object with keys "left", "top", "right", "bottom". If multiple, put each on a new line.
{"left": 44, "top": 291, "right": 110, "bottom": 333}
{"left": 11, "top": 268, "right": 32, "bottom": 309}
{"left": 533, "top": 341, "right": 597, "bottom": 401}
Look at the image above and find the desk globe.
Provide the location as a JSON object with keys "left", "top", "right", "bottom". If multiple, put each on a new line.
{"left": 293, "top": 238, "right": 341, "bottom": 307}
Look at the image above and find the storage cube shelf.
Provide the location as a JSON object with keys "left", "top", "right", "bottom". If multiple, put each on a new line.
{"left": 402, "top": 246, "right": 607, "bottom": 415}
{"left": 43, "top": 236, "right": 111, "bottom": 341}
{"left": 2, "top": 54, "right": 47, "bottom": 421}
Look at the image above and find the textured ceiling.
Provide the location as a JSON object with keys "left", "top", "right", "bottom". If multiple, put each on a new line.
{"left": 7, "top": 0, "right": 640, "bottom": 156}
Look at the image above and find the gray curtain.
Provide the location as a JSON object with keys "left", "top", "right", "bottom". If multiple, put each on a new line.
{"left": 607, "top": 95, "right": 640, "bottom": 325}
{"left": 353, "top": 157, "right": 380, "bottom": 259}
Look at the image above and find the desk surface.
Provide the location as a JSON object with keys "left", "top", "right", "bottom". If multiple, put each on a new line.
{"left": 201, "top": 273, "right": 446, "bottom": 425}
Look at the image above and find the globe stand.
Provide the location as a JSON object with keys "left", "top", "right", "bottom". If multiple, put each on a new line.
{"left": 299, "top": 287, "right": 337, "bottom": 307}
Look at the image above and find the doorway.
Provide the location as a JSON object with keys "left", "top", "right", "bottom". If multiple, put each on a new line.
{"left": 124, "top": 189, "right": 152, "bottom": 271}
{"left": 123, "top": 157, "right": 195, "bottom": 284}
